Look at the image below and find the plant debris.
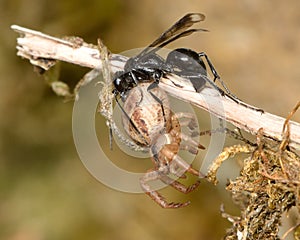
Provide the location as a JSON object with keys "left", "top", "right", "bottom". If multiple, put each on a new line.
{"left": 207, "top": 102, "right": 300, "bottom": 240}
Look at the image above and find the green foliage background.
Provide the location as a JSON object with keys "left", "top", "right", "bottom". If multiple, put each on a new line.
{"left": 0, "top": 0, "right": 299, "bottom": 239}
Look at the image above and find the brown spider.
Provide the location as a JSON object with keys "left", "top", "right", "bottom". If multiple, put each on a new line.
{"left": 122, "top": 83, "right": 205, "bottom": 208}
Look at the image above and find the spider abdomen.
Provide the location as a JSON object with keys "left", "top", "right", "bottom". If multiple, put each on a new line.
{"left": 122, "top": 83, "right": 171, "bottom": 146}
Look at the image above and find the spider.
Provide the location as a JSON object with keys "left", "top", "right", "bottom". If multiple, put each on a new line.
{"left": 122, "top": 82, "right": 205, "bottom": 208}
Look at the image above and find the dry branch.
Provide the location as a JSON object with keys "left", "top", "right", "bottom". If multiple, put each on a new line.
{"left": 11, "top": 25, "right": 300, "bottom": 149}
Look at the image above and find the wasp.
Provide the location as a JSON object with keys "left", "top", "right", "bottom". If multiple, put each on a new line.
{"left": 111, "top": 13, "right": 222, "bottom": 208}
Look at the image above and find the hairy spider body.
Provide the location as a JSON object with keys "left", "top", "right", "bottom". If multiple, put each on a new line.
{"left": 121, "top": 82, "right": 204, "bottom": 208}
{"left": 122, "top": 83, "right": 171, "bottom": 146}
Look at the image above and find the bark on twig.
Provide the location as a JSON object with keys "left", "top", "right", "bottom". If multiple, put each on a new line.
{"left": 11, "top": 25, "right": 300, "bottom": 149}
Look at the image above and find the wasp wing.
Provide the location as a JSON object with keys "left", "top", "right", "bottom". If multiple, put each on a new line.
{"left": 153, "top": 28, "right": 208, "bottom": 50}
{"left": 137, "top": 13, "right": 207, "bottom": 58}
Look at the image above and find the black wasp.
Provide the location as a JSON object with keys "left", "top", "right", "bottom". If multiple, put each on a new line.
{"left": 113, "top": 13, "right": 220, "bottom": 102}
{"left": 112, "top": 13, "right": 226, "bottom": 141}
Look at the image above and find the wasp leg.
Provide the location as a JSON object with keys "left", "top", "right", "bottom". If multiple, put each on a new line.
{"left": 225, "top": 93, "right": 264, "bottom": 113}
{"left": 199, "top": 127, "right": 255, "bottom": 146}
{"left": 147, "top": 81, "right": 168, "bottom": 126}
{"left": 199, "top": 51, "right": 253, "bottom": 110}
{"left": 198, "top": 51, "right": 223, "bottom": 83}
{"left": 198, "top": 52, "right": 264, "bottom": 113}
{"left": 160, "top": 175, "right": 201, "bottom": 194}
{"left": 114, "top": 93, "right": 150, "bottom": 146}
{"left": 140, "top": 170, "right": 190, "bottom": 208}
{"left": 198, "top": 51, "right": 221, "bottom": 80}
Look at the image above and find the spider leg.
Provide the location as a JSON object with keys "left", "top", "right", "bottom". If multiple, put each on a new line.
{"left": 172, "top": 131, "right": 202, "bottom": 154}
{"left": 179, "top": 143, "right": 199, "bottom": 155}
{"left": 173, "top": 112, "right": 199, "bottom": 135}
{"left": 174, "top": 112, "right": 196, "bottom": 120}
{"left": 171, "top": 155, "right": 203, "bottom": 177}
{"left": 174, "top": 112, "right": 198, "bottom": 129}
{"left": 160, "top": 175, "right": 201, "bottom": 194}
{"left": 181, "top": 132, "right": 205, "bottom": 149}
{"left": 159, "top": 147, "right": 203, "bottom": 178}
{"left": 151, "top": 129, "right": 204, "bottom": 178}
{"left": 174, "top": 112, "right": 198, "bottom": 126}
{"left": 179, "top": 121, "right": 199, "bottom": 135}
{"left": 170, "top": 129, "right": 205, "bottom": 150}
{"left": 140, "top": 169, "right": 190, "bottom": 208}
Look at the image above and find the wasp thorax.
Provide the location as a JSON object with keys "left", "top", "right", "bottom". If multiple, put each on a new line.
{"left": 122, "top": 83, "right": 172, "bottom": 146}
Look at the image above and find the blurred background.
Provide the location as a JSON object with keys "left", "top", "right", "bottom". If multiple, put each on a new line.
{"left": 1, "top": 0, "right": 300, "bottom": 239}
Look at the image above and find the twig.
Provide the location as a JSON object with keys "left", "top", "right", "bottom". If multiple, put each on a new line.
{"left": 11, "top": 25, "right": 300, "bottom": 149}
